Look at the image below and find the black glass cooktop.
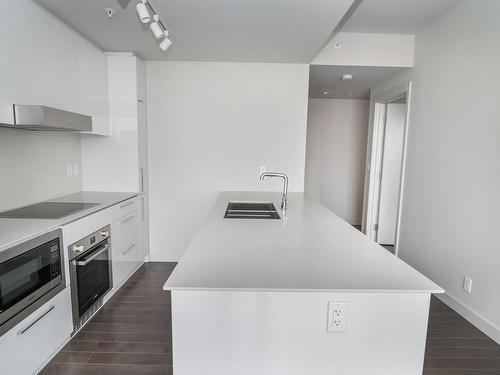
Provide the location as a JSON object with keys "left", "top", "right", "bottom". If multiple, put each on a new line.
{"left": 0, "top": 202, "right": 98, "bottom": 219}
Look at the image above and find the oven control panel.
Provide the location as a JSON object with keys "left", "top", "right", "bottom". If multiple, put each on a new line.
{"left": 68, "top": 226, "right": 111, "bottom": 262}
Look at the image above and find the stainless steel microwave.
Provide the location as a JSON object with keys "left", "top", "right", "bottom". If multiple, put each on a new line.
{"left": 0, "top": 229, "right": 65, "bottom": 336}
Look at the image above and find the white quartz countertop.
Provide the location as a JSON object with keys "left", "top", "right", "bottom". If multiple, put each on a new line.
{"left": 164, "top": 191, "right": 444, "bottom": 293}
{"left": 0, "top": 191, "right": 138, "bottom": 252}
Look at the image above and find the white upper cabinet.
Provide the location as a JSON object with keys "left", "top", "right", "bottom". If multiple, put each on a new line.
{"left": 78, "top": 52, "right": 110, "bottom": 136}
{"left": 82, "top": 54, "right": 148, "bottom": 193}
{"left": 0, "top": 1, "right": 109, "bottom": 135}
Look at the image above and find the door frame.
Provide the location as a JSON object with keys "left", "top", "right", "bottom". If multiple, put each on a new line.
{"left": 361, "top": 82, "right": 412, "bottom": 257}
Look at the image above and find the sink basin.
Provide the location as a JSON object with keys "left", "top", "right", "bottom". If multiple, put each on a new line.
{"left": 224, "top": 202, "right": 281, "bottom": 219}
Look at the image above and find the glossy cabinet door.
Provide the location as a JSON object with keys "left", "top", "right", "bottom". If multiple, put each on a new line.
{"left": 81, "top": 55, "right": 149, "bottom": 256}
{"left": 0, "top": 287, "right": 72, "bottom": 375}
{"left": 112, "top": 210, "right": 140, "bottom": 257}
{"left": 110, "top": 200, "right": 143, "bottom": 290}
{"left": 112, "top": 238, "right": 142, "bottom": 290}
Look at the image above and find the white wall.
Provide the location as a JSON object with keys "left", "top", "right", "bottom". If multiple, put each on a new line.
{"left": 0, "top": 0, "right": 107, "bottom": 211}
{"left": 372, "top": 0, "right": 500, "bottom": 343}
{"left": 312, "top": 33, "right": 415, "bottom": 67}
{"left": 305, "top": 99, "right": 369, "bottom": 225}
{"left": 146, "top": 62, "right": 309, "bottom": 261}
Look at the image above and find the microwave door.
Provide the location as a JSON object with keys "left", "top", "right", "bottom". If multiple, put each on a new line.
{"left": 0, "top": 230, "right": 64, "bottom": 336}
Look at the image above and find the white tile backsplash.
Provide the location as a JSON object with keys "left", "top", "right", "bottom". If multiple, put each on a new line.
{"left": 0, "top": 128, "right": 83, "bottom": 212}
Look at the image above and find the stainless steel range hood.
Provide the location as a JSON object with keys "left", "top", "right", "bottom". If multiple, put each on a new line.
{"left": 0, "top": 105, "right": 93, "bottom": 132}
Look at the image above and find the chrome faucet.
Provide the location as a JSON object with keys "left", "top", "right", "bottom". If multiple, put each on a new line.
{"left": 260, "top": 172, "right": 289, "bottom": 210}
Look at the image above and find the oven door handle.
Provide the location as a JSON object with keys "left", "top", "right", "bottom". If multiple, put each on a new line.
{"left": 75, "top": 244, "right": 110, "bottom": 266}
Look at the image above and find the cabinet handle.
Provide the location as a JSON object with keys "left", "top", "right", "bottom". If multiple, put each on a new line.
{"left": 141, "top": 197, "right": 145, "bottom": 222}
{"left": 17, "top": 305, "right": 55, "bottom": 335}
{"left": 75, "top": 244, "right": 110, "bottom": 266}
{"left": 121, "top": 243, "right": 136, "bottom": 255}
{"left": 139, "top": 168, "right": 144, "bottom": 193}
{"left": 121, "top": 214, "right": 135, "bottom": 224}
{"left": 120, "top": 200, "right": 134, "bottom": 209}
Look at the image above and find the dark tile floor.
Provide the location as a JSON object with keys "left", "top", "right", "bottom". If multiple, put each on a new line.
{"left": 41, "top": 262, "right": 500, "bottom": 374}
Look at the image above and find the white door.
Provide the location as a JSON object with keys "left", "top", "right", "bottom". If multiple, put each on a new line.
{"left": 377, "top": 103, "right": 406, "bottom": 244}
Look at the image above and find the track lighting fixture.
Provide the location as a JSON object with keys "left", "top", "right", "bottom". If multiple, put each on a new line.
{"left": 135, "top": 1, "right": 172, "bottom": 52}
{"left": 136, "top": 1, "right": 151, "bottom": 23}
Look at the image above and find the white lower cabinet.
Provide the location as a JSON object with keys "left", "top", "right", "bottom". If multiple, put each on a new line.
{"left": 111, "top": 210, "right": 140, "bottom": 255}
{"left": 0, "top": 287, "right": 72, "bottom": 375}
{"left": 110, "top": 205, "right": 143, "bottom": 291}
{"left": 112, "top": 237, "right": 142, "bottom": 289}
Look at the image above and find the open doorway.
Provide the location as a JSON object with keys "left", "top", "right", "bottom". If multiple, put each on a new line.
{"left": 362, "top": 83, "right": 411, "bottom": 255}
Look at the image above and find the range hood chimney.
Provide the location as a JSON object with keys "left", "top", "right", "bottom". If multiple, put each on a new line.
{"left": 0, "top": 105, "right": 93, "bottom": 132}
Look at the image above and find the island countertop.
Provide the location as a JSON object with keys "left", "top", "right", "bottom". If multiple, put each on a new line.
{"left": 164, "top": 191, "right": 443, "bottom": 293}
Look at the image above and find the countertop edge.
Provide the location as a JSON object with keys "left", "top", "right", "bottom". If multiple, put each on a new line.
{"left": 163, "top": 285, "right": 445, "bottom": 294}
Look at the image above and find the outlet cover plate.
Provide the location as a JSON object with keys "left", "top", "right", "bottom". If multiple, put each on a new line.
{"left": 327, "top": 302, "right": 347, "bottom": 332}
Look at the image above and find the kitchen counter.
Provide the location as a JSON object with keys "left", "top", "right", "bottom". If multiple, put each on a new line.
{"left": 164, "top": 191, "right": 443, "bottom": 293}
{"left": 0, "top": 191, "right": 138, "bottom": 252}
{"left": 164, "top": 191, "right": 443, "bottom": 375}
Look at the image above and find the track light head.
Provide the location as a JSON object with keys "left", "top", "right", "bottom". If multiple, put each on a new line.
{"left": 159, "top": 35, "right": 172, "bottom": 51}
{"left": 150, "top": 14, "right": 164, "bottom": 39}
{"left": 136, "top": 1, "right": 151, "bottom": 23}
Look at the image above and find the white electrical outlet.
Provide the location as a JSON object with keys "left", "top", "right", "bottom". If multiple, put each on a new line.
{"left": 259, "top": 166, "right": 267, "bottom": 175}
{"left": 66, "top": 165, "right": 73, "bottom": 177}
{"left": 463, "top": 276, "right": 472, "bottom": 293}
{"left": 327, "top": 302, "right": 347, "bottom": 332}
{"left": 73, "top": 164, "right": 80, "bottom": 176}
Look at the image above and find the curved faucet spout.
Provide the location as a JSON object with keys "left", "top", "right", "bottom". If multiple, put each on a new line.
{"left": 259, "top": 172, "right": 289, "bottom": 210}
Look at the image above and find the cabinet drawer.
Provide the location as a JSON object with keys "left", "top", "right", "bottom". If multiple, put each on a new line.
{"left": 112, "top": 238, "right": 141, "bottom": 289}
{"left": 110, "top": 197, "right": 139, "bottom": 223}
{"left": 111, "top": 210, "right": 140, "bottom": 256}
{"left": 0, "top": 287, "right": 72, "bottom": 375}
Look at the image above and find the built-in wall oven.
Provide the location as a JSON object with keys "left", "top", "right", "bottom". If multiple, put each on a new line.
{"left": 68, "top": 226, "right": 112, "bottom": 332}
{"left": 0, "top": 229, "right": 64, "bottom": 336}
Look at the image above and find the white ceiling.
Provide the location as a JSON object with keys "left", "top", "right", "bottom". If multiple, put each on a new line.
{"left": 341, "top": 0, "right": 461, "bottom": 34}
{"left": 309, "top": 65, "right": 409, "bottom": 99}
{"left": 33, "top": 0, "right": 354, "bottom": 62}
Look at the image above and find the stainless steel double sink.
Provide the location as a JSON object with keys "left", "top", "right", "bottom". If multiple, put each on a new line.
{"left": 224, "top": 202, "right": 281, "bottom": 220}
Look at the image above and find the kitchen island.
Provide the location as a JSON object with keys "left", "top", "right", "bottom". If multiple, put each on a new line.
{"left": 164, "top": 191, "right": 443, "bottom": 375}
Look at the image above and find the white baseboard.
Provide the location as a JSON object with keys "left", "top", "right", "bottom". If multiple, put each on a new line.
{"left": 437, "top": 292, "right": 500, "bottom": 345}
{"left": 149, "top": 251, "right": 182, "bottom": 262}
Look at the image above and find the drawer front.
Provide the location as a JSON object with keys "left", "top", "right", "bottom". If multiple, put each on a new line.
{"left": 0, "top": 287, "right": 72, "bottom": 375}
{"left": 111, "top": 210, "right": 140, "bottom": 256}
{"left": 112, "top": 237, "right": 141, "bottom": 289}
{"left": 110, "top": 197, "right": 139, "bottom": 223}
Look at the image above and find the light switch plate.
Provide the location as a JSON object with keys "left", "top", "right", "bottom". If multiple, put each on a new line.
{"left": 463, "top": 276, "right": 472, "bottom": 293}
{"left": 66, "top": 165, "right": 73, "bottom": 177}
{"left": 327, "top": 302, "right": 347, "bottom": 332}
